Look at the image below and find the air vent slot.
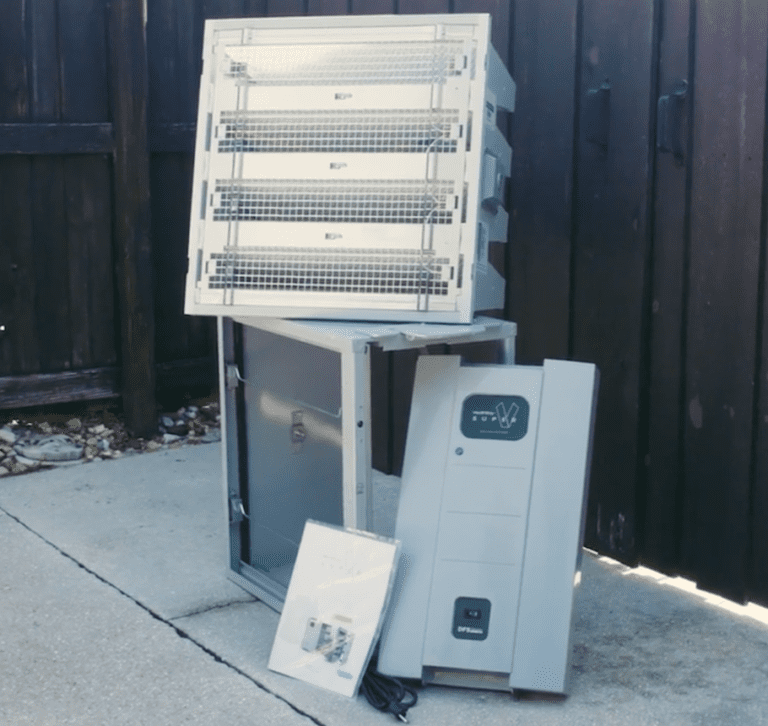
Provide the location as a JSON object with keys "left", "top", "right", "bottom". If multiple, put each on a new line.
{"left": 217, "top": 109, "right": 460, "bottom": 154}
{"left": 208, "top": 247, "right": 451, "bottom": 295}
{"left": 212, "top": 179, "right": 456, "bottom": 224}
{"left": 224, "top": 41, "right": 468, "bottom": 86}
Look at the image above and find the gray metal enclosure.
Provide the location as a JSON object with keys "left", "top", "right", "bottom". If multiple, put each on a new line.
{"left": 242, "top": 328, "right": 344, "bottom": 588}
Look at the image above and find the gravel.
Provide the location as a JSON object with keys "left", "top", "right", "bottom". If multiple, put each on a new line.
{"left": 0, "top": 401, "right": 221, "bottom": 478}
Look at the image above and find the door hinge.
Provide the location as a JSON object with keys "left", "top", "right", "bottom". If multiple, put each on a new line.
{"left": 229, "top": 496, "right": 247, "bottom": 523}
{"left": 226, "top": 363, "right": 245, "bottom": 390}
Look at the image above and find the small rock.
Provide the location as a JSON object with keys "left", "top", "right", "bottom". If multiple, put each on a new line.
{"left": 166, "top": 421, "right": 188, "bottom": 436}
{"left": 86, "top": 436, "right": 98, "bottom": 447}
{"left": 146, "top": 440, "right": 162, "bottom": 452}
{"left": 201, "top": 429, "right": 222, "bottom": 444}
{"left": 168, "top": 440, "right": 183, "bottom": 450}
{"left": 84, "top": 445, "right": 97, "bottom": 458}
{"left": 162, "top": 433, "right": 182, "bottom": 444}
{"left": 9, "top": 460, "right": 28, "bottom": 474}
{"left": 201, "top": 405, "right": 219, "bottom": 422}
{"left": 0, "top": 465, "right": 9, "bottom": 477}
{"left": 14, "top": 454, "right": 42, "bottom": 468}
{"left": 160, "top": 415, "right": 175, "bottom": 429}
{"left": 0, "top": 444, "right": 12, "bottom": 455}
{"left": 0, "top": 427, "right": 17, "bottom": 445}
{"left": 112, "top": 450, "right": 123, "bottom": 458}
{"left": 91, "top": 424, "right": 106, "bottom": 435}
{"left": 185, "top": 405, "right": 199, "bottom": 419}
{"left": 66, "top": 418, "right": 82, "bottom": 430}
{"left": 39, "top": 422, "right": 53, "bottom": 434}
{"left": 15, "top": 434, "right": 84, "bottom": 462}
{"left": 176, "top": 407, "right": 187, "bottom": 418}
{"left": 97, "top": 438, "right": 110, "bottom": 451}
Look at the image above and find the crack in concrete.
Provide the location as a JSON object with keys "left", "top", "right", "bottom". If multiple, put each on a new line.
{"left": 170, "top": 597, "right": 259, "bottom": 621}
{"left": 0, "top": 506, "right": 328, "bottom": 726}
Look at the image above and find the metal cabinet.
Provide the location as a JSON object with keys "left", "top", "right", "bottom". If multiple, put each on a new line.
{"left": 218, "top": 316, "right": 516, "bottom": 611}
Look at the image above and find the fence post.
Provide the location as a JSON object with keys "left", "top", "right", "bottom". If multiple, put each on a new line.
{"left": 108, "top": 0, "right": 157, "bottom": 438}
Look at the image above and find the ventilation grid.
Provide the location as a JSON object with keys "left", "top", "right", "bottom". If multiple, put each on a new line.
{"left": 212, "top": 179, "right": 457, "bottom": 225}
{"left": 224, "top": 41, "right": 467, "bottom": 86}
{"left": 217, "top": 109, "right": 460, "bottom": 154}
{"left": 208, "top": 247, "right": 451, "bottom": 296}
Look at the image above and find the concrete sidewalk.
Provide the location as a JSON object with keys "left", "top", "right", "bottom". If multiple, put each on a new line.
{"left": 1, "top": 442, "right": 767, "bottom": 725}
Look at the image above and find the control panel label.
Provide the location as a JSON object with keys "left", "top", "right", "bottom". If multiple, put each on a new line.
{"left": 460, "top": 394, "right": 529, "bottom": 441}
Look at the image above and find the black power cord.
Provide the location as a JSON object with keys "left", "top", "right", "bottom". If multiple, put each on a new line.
{"left": 361, "top": 655, "right": 418, "bottom": 723}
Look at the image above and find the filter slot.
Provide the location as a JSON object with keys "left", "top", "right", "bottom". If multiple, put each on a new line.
{"left": 224, "top": 40, "right": 468, "bottom": 86}
{"left": 208, "top": 246, "right": 450, "bottom": 296}
{"left": 212, "top": 179, "right": 456, "bottom": 225}
{"left": 217, "top": 109, "right": 460, "bottom": 154}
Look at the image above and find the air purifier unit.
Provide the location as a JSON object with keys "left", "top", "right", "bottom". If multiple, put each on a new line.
{"left": 185, "top": 13, "right": 515, "bottom": 323}
{"left": 377, "top": 356, "right": 599, "bottom": 694}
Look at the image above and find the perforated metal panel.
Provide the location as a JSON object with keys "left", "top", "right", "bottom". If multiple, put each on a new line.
{"left": 208, "top": 247, "right": 451, "bottom": 296}
{"left": 217, "top": 109, "right": 461, "bottom": 155}
{"left": 223, "top": 40, "right": 468, "bottom": 86}
{"left": 211, "top": 179, "right": 457, "bottom": 224}
{"left": 185, "top": 14, "right": 515, "bottom": 323}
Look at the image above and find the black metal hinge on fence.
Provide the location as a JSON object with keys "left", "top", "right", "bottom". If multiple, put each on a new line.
{"left": 657, "top": 80, "right": 688, "bottom": 163}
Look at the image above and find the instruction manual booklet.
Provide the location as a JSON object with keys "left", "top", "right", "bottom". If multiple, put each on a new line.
{"left": 268, "top": 520, "right": 400, "bottom": 698}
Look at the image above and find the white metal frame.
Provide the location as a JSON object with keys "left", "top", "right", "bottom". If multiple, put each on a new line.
{"left": 186, "top": 14, "right": 515, "bottom": 323}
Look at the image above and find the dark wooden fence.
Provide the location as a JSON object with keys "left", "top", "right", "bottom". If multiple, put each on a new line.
{"left": 1, "top": 0, "right": 767, "bottom": 606}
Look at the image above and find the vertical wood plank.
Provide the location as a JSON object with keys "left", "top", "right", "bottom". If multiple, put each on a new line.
{"left": 0, "top": 158, "right": 38, "bottom": 375}
{"left": 0, "top": 1, "right": 38, "bottom": 376}
{"left": 266, "top": 0, "right": 306, "bottom": 16}
{"left": 151, "top": 154, "right": 206, "bottom": 361}
{"left": 643, "top": 0, "right": 693, "bottom": 574}
{"left": 147, "top": 0, "right": 203, "bottom": 364}
{"left": 572, "top": 0, "right": 657, "bottom": 561}
{"left": 397, "top": 0, "right": 449, "bottom": 12}
{"left": 307, "top": 0, "right": 349, "bottom": 13}
{"left": 29, "top": 0, "right": 71, "bottom": 372}
{"left": 681, "top": 0, "right": 767, "bottom": 602}
{"left": 109, "top": 0, "right": 157, "bottom": 436}
{"left": 455, "top": 0, "right": 510, "bottom": 68}
{"left": 59, "top": 0, "right": 115, "bottom": 370}
{"left": 204, "top": 0, "right": 267, "bottom": 19}
{"left": 508, "top": 0, "right": 578, "bottom": 364}
{"left": 351, "top": 0, "right": 394, "bottom": 12}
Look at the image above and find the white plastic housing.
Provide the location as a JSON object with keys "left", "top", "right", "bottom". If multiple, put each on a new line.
{"left": 185, "top": 14, "right": 515, "bottom": 323}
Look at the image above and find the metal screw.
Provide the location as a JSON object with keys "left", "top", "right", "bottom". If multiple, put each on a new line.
{"left": 455, "top": 447, "right": 463, "bottom": 456}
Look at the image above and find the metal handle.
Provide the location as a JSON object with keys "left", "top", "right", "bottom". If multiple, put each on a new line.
{"left": 584, "top": 81, "right": 611, "bottom": 149}
{"left": 657, "top": 80, "right": 688, "bottom": 162}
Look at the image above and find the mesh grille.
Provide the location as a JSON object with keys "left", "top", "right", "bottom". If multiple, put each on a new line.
{"left": 225, "top": 41, "right": 466, "bottom": 86}
{"left": 208, "top": 247, "right": 450, "bottom": 295}
{"left": 217, "top": 109, "right": 460, "bottom": 154}
{"left": 212, "top": 179, "right": 456, "bottom": 224}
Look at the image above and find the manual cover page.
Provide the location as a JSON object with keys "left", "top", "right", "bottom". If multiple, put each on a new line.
{"left": 268, "top": 520, "right": 400, "bottom": 698}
